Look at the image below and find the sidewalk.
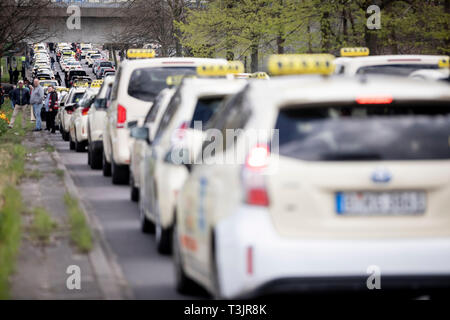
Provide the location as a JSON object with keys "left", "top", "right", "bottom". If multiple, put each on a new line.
{"left": 10, "top": 130, "right": 104, "bottom": 299}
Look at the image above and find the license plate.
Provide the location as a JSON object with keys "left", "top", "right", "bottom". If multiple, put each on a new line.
{"left": 336, "top": 191, "right": 426, "bottom": 216}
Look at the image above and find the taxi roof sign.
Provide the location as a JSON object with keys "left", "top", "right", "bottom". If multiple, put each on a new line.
{"left": 438, "top": 56, "right": 449, "bottom": 68}
{"left": 197, "top": 61, "right": 245, "bottom": 77}
{"left": 249, "top": 72, "right": 270, "bottom": 80}
{"left": 73, "top": 81, "right": 90, "bottom": 88}
{"left": 268, "top": 54, "right": 336, "bottom": 76}
{"left": 126, "top": 49, "right": 156, "bottom": 59}
{"left": 340, "top": 47, "right": 370, "bottom": 57}
{"left": 166, "top": 75, "right": 197, "bottom": 87}
{"left": 90, "top": 80, "right": 104, "bottom": 88}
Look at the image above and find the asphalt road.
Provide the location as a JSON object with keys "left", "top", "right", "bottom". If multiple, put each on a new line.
{"left": 50, "top": 52, "right": 203, "bottom": 300}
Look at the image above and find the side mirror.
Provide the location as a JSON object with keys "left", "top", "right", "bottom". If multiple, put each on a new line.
{"left": 127, "top": 120, "right": 138, "bottom": 129}
{"left": 59, "top": 102, "right": 65, "bottom": 107}
{"left": 130, "top": 126, "right": 149, "bottom": 142}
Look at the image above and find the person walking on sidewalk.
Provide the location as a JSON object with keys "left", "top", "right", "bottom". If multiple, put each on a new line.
{"left": 46, "top": 86, "right": 58, "bottom": 133}
{"left": 9, "top": 80, "right": 30, "bottom": 128}
{"left": 30, "top": 78, "right": 44, "bottom": 132}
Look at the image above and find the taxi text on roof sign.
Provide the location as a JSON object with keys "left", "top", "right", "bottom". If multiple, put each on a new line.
{"left": 197, "top": 61, "right": 245, "bottom": 77}
{"left": 340, "top": 47, "right": 370, "bottom": 57}
{"left": 73, "top": 81, "right": 90, "bottom": 88}
{"left": 267, "top": 54, "right": 336, "bottom": 76}
{"left": 126, "top": 49, "right": 156, "bottom": 59}
{"left": 90, "top": 80, "right": 104, "bottom": 88}
{"left": 438, "top": 56, "right": 449, "bottom": 68}
{"left": 249, "top": 72, "right": 270, "bottom": 80}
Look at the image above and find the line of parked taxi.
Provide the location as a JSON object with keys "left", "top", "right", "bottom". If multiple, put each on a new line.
{"left": 55, "top": 46, "right": 450, "bottom": 298}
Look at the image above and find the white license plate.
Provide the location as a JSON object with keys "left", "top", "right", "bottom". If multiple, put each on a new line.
{"left": 336, "top": 191, "right": 426, "bottom": 216}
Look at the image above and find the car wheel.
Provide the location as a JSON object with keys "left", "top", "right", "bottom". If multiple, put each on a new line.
{"left": 69, "top": 135, "right": 75, "bottom": 150}
{"left": 87, "top": 144, "right": 91, "bottom": 165}
{"left": 139, "top": 196, "right": 155, "bottom": 234}
{"left": 130, "top": 174, "right": 139, "bottom": 202}
{"left": 173, "top": 221, "right": 197, "bottom": 294}
{"left": 91, "top": 145, "right": 103, "bottom": 170}
{"left": 62, "top": 131, "right": 69, "bottom": 141}
{"left": 156, "top": 219, "right": 172, "bottom": 255}
{"left": 75, "top": 136, "right": 85, "bottom": 153}
{"left": 102, "top": 152, "right": 111, "bottom": 177}
{"left": 111, "top": 159, "right": 129, "bottom": 185}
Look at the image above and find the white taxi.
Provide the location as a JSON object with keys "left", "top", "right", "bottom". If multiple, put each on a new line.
{"left": 87, "top": 76, "right": 115, "bottom": 170}
{"left": 69, "top": 81, "right": 103, "bottom": 152}
{"left": 136, "top": 63, "right": 247, "bottom": 254}
{"left": 128, "top": 88, "right": 175, "bottom": 202}
{"left": 335, "top": 47, "right": 449, "bottom": 77}
{"left": 59, "top": 85, "right": 89, "bottom": 142}
{"left": 103, "top": 48, "right": 227, "bottom": 184}
{"left": 173, "top": 54, "right": 450, "bottom": 298}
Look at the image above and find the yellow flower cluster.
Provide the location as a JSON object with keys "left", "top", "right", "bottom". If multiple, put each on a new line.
{"left": 0, "top": 112, "right": 10, "bottom": 124}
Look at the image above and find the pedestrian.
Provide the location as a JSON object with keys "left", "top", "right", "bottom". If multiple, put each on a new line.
{"left": 51, "top": 56, "right": 55, "bottom": 70}
{"left": 9, "top": 67, "right": 13, "bottom": 84}
{"left": 9, "top": 80, "right": 31, "bottom": 128}
{"left": 30, "top": 78, "right": 44, "bottom": 132}
{"left": 28, "top": 82, "right": 35, "bottom": 121}
{"left": 55, "top": 72, "right": 62, "bottom": 86}
{"left": 46, "top": 86, "right": 58, "bottom": 133}
{"left": 0, "top": 84, "right": 4, "bottom": 108}
{"left": 13, "top": 68, "right": 20, "bottom": 84}
{"left": 21, "top": 65, "right": 26, "bottom": 80}
{"left": 9, "top": 85, "right": 16, "bottom": 109}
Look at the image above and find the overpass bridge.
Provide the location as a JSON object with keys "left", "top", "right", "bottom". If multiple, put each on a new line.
{"left": 44, "top": 0, "right": 132, "bottom": 43}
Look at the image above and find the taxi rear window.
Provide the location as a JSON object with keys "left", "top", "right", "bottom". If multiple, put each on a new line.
{"left": 72, "top": 93, "right": 85, "bottom": 104}
{"left": 127, "top": 67, "right": 196, "bottom": 102}
{"left": 275, "top": 102, "right": 450, "bottom": 161}
{"left": 356, "top": 64, "right": 438, "bottom": 76}
{"left": 190, "top": 96, "right": 226, "bottom": 129}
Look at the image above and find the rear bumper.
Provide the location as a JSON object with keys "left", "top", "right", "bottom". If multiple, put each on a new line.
{"left": 111, "top": 129, "right": 131, "bottom": 165}
{"left": 215, "top": 206, "right": 450, "bottom": 298}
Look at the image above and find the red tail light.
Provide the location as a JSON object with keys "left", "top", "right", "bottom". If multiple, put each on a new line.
{"left": 66, "top": 110, "right": 73, "bottom": 115}
{"left": 242, "top": 144, "right": 270, "bottom": 207}
{"left": 117, "top": 104, "right": 126, "bottom": 128}
{"left": 173, "top": 121, "right": 189, "bottom": 141}
{"left": 82, "top": 107, "right": 89, "bottom": 116}
{"left": 356, "top": 96, "right": 393, "bottom": 105}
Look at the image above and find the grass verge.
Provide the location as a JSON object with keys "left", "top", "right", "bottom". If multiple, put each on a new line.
{"left": 64, "top": 193, "right": 93, "bottom": 253}
{"left": 30, "top": 207, "right": 57, "bottom": 245}
{"left": 0, "top": 106, "right": 30, "bottom": 299}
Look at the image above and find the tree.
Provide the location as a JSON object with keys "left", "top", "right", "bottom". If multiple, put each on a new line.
{"left": 0, "top": 0, "right": 52, "bottom": 80}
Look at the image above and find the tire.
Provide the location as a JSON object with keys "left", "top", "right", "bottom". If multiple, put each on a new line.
{"left": 139, "top": 196, "right": 155, "bottom": 234}
{"left": 156, "top": 220, "right": 172, "bottom": 255}
{"left": 75, "top": 138, "right": 85, "bottom": 153}
{"left": 87, "top": 144, "right": 91, "bottom": 165}
{"left": 130, "top": 174, "right": 139, "bottom": 202}
{"left": 69, "top": 135, "right": 75, "bottom": 150}
{"left": 173, "top": 221, "right": 197, "bottom": 294}
{"left": 102, "top": 152, "right": 111, "bottom": 177}
{"left": 62, "top": 131, "right": 69, "bottom": 141}
{"left": 90, "top": 145, "right": 103, "bottom": 170}
{"left": 111, "top": 159, "right": 129, "bottom": 185}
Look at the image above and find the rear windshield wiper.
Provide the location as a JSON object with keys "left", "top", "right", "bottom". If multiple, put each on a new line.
{"left": 320, "top": 152, "right": 382, "bottom": 161}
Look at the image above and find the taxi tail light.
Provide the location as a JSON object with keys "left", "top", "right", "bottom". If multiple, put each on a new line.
{"left": 174, "top": 121, "right": 189, "bottom": 141}
{"left": 66, "top": 110, "right": 73, "bottom": 115}
{"left": 356, "top": 96, "right": 393, "bottom": 105}
{"left": 82, "top": 107, "right": 89, "bottom": 116}
{"left": 117, "top": 104, "right": 126, "bottom": 128}
{"left": 242, "top": 145, "right": 270, "bottom": 207}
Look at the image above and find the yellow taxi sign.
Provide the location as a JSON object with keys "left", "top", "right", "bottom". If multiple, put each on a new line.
{"left": 197, "top": 61, "right": 245, "bottom": 77}
{"left": 56, "top": 87, "right": 69, "bottom": 92}
{"left": 249, "top": 72, "right": 270, "bottom": 80}
{"left": 340, "top": 47, "right": 370, "bottom": 57}
{"left": 73, "top": 81, "right": 90, "bottom": 88}
{"left": 268, "top": 54, "right": 336, "bottom": 76}
{"left": 126, "top": 49, "right": 156, "bottom": 59}
{"left": 438, "top": 56, "right": 449, "bottom": 68}
{"left": 90, "top": 80, "right": 104, "bottom": 88}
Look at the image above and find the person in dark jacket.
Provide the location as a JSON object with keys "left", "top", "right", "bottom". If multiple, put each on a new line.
{"left": 55, "top": 72, "right": 62, "bottom": 86}
{"left": 9, "top": 80, "right": 31, "bottom": 128}
{"left": 46, "top": 86, "right": 58, "bottom": 133}
{"left": 13, "top": 68, "right": 20, "bottom": 84}
{"left": 0, "top": 84, "right": 4, "bottom": 108}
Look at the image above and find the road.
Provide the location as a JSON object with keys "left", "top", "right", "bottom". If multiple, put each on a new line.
{"left": 50, "top": 52, "right": 204, "bottom": 300}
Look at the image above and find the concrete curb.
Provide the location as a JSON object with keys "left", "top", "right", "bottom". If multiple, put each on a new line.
{"left": 51, "top": 145, "right": 134, "bottom": 300}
